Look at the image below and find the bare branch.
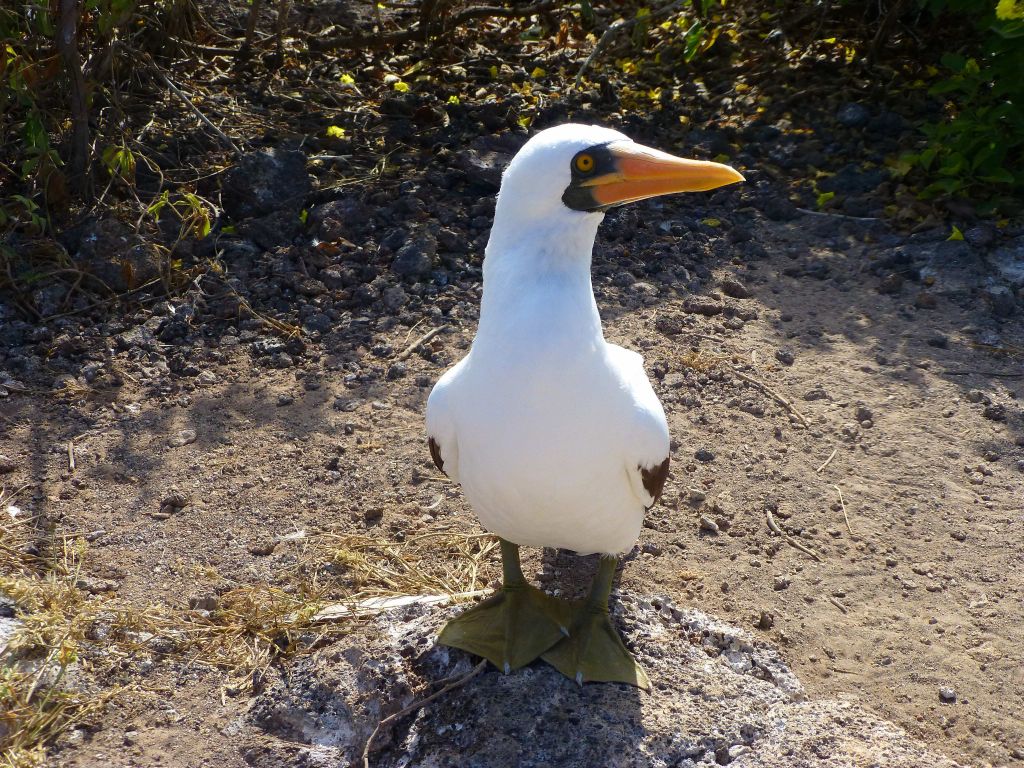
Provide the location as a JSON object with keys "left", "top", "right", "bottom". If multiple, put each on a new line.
{"left": 239, "top": 0, "right": 264, "bottom": 59}
{"left": 57, "top": 0, "right": 93, "bottom": 201}
{"left": 575, "top": 0, "right": 688, "bottom": 85}
{"left": 141, "top": 53, "right": 242, "bottom": 156}
{"left": 309, "top": 1, "right": 559, "bottom": 52}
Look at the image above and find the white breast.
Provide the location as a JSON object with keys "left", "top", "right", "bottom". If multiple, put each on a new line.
{"left": 430, "top": 291, "right": 668, "bottom": 555}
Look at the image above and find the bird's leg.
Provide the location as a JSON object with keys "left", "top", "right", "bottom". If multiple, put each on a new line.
{"left": 438, "top": 539, "right": 571, "bottom": 673}
{"left": 540, "top": 555, "right": 650, "bottom": 690}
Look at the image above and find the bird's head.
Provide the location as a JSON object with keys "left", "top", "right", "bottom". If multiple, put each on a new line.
{"left": 492, "top": 123, "right": 744, "bottom": 234}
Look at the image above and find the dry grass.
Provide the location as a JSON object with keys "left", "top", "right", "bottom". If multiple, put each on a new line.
{"left": 1, "top": 496, "right": 107, "bottom": 768}
{"left": 678, "top": 348, "right": 727, "bottom": 372}
{"left": 321, "top": 530, "right": 498, "bottom": 600}
{"left": 0, "top": 493, "right": 495, "bottom": 764}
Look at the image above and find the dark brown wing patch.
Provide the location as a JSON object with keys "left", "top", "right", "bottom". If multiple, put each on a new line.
{"left": 639, "top": 457, "right": 670, "bottom": 508}
{"left": 428, "top": 436, "right": 446, "bottom": 475}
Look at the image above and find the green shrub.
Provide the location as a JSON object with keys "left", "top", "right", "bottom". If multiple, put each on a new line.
{"left": 902, "top": 0, "right": 1024, "bottom": 210}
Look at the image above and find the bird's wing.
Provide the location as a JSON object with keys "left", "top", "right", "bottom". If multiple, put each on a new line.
{"left": 606, "top": 345, "right": 671, "bottom": 509}
{"left": 425, "top": 360, "right": 464, "bottom": 483}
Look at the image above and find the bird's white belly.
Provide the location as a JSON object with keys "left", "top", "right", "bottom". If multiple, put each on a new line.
{"left": 453, "top": 358, "right": 646, "bottom": 555}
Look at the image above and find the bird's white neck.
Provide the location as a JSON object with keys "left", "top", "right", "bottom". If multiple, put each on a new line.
{"left": 476, "top": 212, "right": 605, "bottom": 350}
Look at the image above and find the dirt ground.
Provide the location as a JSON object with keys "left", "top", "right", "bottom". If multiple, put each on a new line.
{"left": 3, "top": 198, "right": 1023, "bottom": 767}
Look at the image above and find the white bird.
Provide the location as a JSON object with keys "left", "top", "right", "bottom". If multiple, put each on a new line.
{"left": 426, "top": 123, "right": 743, "bottom": 688}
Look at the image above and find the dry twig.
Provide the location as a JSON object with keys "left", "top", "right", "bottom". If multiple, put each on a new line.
{"left": 397, "top": 325, "right": 449, "bottom": 361}
{"left": 943, "top": 369, "right": 1024, "bottom": 378}
{"left": 834, "top": 484, "right": 852, "bottom": 535}
{"left": 731, "top": 367, "right": 810, "bottom": 428}
{"left": 362, "top": 660, "right": 487, "bottom": 768}
{"left": 815, "top": 448, "right": 838, "bottom": 473}
{"left": 828, "top": 596, "right": 849, "bottom": 614}
{"left": 795, "top": 207, "right": 879, "bottom": 222}
{"left": 766, "top": 509, "right": 823, "bottom": 562}
{"left": 141, "top": 53, "right": 241, "bottom": 155}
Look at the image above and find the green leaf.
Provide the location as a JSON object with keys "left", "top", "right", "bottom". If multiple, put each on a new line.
{"left": 920, "top": 178, "right": 962, "bottom": 197}
{"left": 816, "top": 190, "right": 835, "bottom": 208}
{"left": 632, "top": 8, "right": 651, "bottom": 46}
{"left": 947, "top": 225, "right": 964, "bottom": 241}
{"left": 940, "top": 52, "right": 966, "bottom": 71}
{"left": 578, "top": 0, "right": 594, "bottom": 25}
{"left": 980, "top": 168, "right": 1015, "bottom": 184}
{"left": 682, "top": 20, "right": 707, "bottom": 62}
{"left": 147, "top": 191, "right": 170, "bottom": 222}
{"left": 929, "top": 78, "right": 965, "bottom": 95}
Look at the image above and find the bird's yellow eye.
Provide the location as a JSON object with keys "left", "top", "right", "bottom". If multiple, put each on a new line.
{"left": 574, "top": 153, "right": 595, "bottom": 173}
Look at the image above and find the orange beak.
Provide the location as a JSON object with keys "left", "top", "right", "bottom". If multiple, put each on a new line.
{"left": 582, "top": 142, "right": 744, "bottom": 206}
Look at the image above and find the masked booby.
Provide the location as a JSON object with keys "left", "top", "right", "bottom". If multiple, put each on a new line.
{"left": 426, "top": 123, "right": 744, "bottom": 689}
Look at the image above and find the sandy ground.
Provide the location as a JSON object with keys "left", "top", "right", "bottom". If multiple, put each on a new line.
{"left": 2, "top": 210, "right": 1023, "bottom": 768}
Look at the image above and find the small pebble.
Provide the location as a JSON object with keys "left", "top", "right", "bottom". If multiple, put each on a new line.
{"left": 939, "top": 686, "right": 957, "bottom": 703}
{"left": 161, "top": 492, "right": 189, "bottom": 509}
{"left": 0, "top": 454, "right": 17, "bottom": 474}
{"left": 188, "top": 595, "right": 220, "bottom": 611}
{"left": 804, "top": 385, "right": 828, "bottom": 401}
{"left": 699, "top": 515, "right": 720, "bottom": 534}
{"left": 721, "top": 278, "right": 751, "bottom": 299}
{"left": 914, "top": 292, "right": 937, "bottom": 309}
{"left": 168, "top": 429, "right": 197, "bottom": 448}
{"left": 756, "top": 611, "right": 774, "bottom": 630}
{"left": 686, "top": 488, "right": 707, "bottom": 504}
{"left": 695, "top": 449, "right": 715, "bottom": 463}
{"left": 249, "top": 541, "right": 278, "bottom": 556}
{"left": 774, "top": 349, "right": 795, "bottom": 366}
{"left": 982, "top": 403, "right": 1006, "bottom": 421}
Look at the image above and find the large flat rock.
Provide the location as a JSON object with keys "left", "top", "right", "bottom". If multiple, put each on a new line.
{"left": 246, "top": 594, "right": 961, "bottom": 768}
